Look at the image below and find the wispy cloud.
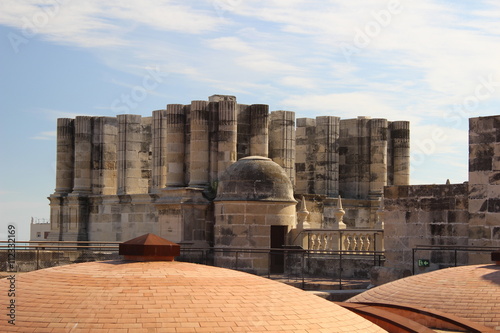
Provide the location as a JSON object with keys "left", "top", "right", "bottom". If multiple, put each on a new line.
{"left": 31, "top": 131, "right": 56, "bottom": 140}
{"left": 2, "top": 0, "right": 499, "bottom": 187}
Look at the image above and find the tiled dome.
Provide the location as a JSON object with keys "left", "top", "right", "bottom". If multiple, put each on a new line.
{"left": 0, "top": 260, "right": 386, "bottom": 332}
{"left": 348, "top": 264, "right": 500, "bottom": 331}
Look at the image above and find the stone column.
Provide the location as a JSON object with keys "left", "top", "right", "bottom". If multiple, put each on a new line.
{"left": 391, "top": 121, "right": 410, "bottom": 185}
{"left": 72, "top": 116, "right": 93, "bottom": 194}
{"left": 369, "top": 119, "right": 388, "bottom": 198}
{"left": 295, "top": 118, "right": 316, "bottom": 194}
{"left": 315, "top": 116, "right": 340, "bottom": 197}
{"left": 217, "top": 100, "right": 237, "bottom": 179}
{"left": 165, "top": 104, "right": 186, "bottom": 187}
{"left": 117, "top": 114, "right": 142, "bottom": 194}
{"left": 249, "top": 104, "right": 269, "bottom": 157}
{"left": 339, "top": 119, "right": 356, "bottom": 198}
{"left": 358, "top": 117, "right": 371, "bottom": 198}
{"left": 208, "top": 102, "right": 219, "bottom": 185}
{"left": 236, "top": 104, "right": 251, "bottom": 160}
{"left": 140, "top": 117, "right": 153, "bottom": 193}
{"left": 55, "top": 118, "right": 75, "bottom": 194}
{"left": 189, "top": 101, "right": 210, "bottom": 186}
{"left": 269, "top": 111, "right": 296, "bottom": 186}
{"left": 91, "top": 117, "right": 118, "bottom": 195}
{"left": 152, "top": 110, "right": 168, "bottom": 191}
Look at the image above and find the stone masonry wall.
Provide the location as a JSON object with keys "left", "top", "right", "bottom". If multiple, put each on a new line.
{"left": 383, "top": 184, "right": 469, "bottom": 273}
{"left": 468, "top": 115, "right": 500, "bottom": 263}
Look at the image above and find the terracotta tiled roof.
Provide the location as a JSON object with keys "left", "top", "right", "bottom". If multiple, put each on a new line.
{"left": 0, "top": 260, "right": 386, "bottom": 332}
{"left": 348, "top": 264, "right": 500, "bottom": 331}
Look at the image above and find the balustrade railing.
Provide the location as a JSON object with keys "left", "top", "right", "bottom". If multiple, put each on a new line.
{"left": 304, "top": 229, "right": 384, "bottom": 253}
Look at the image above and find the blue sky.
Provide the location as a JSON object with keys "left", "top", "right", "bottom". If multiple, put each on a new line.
{"left": 1, "top": 0, "right": 500, "bottom": 240}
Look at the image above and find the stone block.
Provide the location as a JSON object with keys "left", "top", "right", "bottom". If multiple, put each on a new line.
{"left": 469, "top": 157, "right": 492, "bottom": 172}
{"left": 469, "top": 143, "right": 494, "bottom": 159}
{"left": 468, "top": 199, "right": 488, "bottom": 214}
{"left": 485, "top": 212, "right": 500, "bottom": 226}
{"left": 250, "top": 225, "right": 270, "bottom": 237}
{"left": 493, "top": 157, "right": 500, "bottom": 171}
{"left": 222, "top": 203, "right": 246, "bottom": 215}
{"left": 492, "top": 226, "right": 500, "bottom": 240}
{"left": 468, "top": 226, "right": 490, "bottom": 240}
{"left": 447, "top": 210, "right": 469, "bottom": 223}
{"left": 128, "top": 214, "right": 144, "bottom": 223}
{"left": 468, "top": 212, "right": 485, "bottom": 226}
{"left": 226, "top": 215, "right": 245, "bottom": 225}
{"left": 252, "top": 236, "right": 270, "bottom": 248}
{"left": 469, "top": 131, "right": 496, "bottom": 144}
{"left": 230, "top": 236, "right": 252, "bottom": 247}
{"left": 487, "top": 198, "right": 500, "bottom": 212}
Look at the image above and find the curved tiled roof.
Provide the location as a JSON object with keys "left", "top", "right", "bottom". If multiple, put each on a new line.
{"left": 348, "top": 264, "right": 500, "bottom": 331}
{"left": 0, "top": 260, "right": 386, "bottom": 332}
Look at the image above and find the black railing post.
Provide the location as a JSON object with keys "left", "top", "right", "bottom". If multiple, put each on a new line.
{"left": 412, "top": 248, "right": 415, "bottom": 275}
{"left": 235, "top": 250, "right": 239, "bottom": 271}
{"left": 267, "top": 250, "right": 271, "bottom": 278}
{"left": 339, "top": 250, "right": 343, "bottom": 290}
{"left": 301, "top": 251, "right": 305, "bottom": 289}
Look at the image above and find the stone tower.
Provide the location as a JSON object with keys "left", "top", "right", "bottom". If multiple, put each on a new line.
{"left": 213, "top": 156, "right": 297, "bottom": 274}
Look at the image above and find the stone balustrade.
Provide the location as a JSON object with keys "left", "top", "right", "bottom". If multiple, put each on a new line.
{"left": 303, "top": 229, "right": 384, "bottom": 253}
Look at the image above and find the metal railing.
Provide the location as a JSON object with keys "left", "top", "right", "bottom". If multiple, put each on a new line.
{"left": 0, "top": 241, "right": 385, "bottom": 290}
{"left": 411, "top": 244, "right": 499, "bottom": 275}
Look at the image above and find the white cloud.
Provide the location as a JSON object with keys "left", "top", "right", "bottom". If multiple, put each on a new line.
{"left": 0, "top": 0, "right": 225, "bottom": 49}
{"left": 281, "top": 92, "right": 410, "bottom": 120}
{"left": 209, "top": 36, "right": 253, "bottom": 53}
{"left": 2, "top": 0, "right": 500, "bottom": 188}
{"left": 39, "top": 108, "right": 97, "bottom": 120}
{"left": 31, "top": 131, "right": 56, "bottom": 140}
{"left": 280, "top": 76, "right": 317, "bottom": 90}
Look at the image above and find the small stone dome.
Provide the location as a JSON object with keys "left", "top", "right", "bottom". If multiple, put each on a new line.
{"left": 215, "top": 156, "right": 295, "bottom": 202}
{"left": 348, "top": 264, "right": 500, "bottom": 330}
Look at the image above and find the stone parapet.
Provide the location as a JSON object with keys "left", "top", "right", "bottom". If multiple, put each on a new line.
{"left": 383, "top": 183, "right": 469, "bottom": 272}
